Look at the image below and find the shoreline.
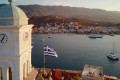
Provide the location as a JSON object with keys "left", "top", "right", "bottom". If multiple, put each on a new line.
{"left": 34, "top": 68, "right": 119, "bottom": 80}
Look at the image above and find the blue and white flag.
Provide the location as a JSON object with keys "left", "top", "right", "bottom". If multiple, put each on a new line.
{"left": 44, "top": 45, "right": 58, "bottom": 58}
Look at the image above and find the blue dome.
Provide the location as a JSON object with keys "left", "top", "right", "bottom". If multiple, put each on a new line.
{"left": 0, "top": 4, "right": 28, "bottom": 26}
{"left": 0, "top": 4, "right": 13, "bottom": 17}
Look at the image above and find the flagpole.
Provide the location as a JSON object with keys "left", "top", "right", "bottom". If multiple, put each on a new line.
{"left": 42, "top": 38, "right": 46, "bottom": 78}
{"left": 42, "top": 37, "right": 58, "bottom": 78}
{"left": 44, "top": 50, "right": 45, "bottom": 76}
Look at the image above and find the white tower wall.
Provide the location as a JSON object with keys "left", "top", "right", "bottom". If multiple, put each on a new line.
{"left": 0, "top": 25, "right": 33, "bottom": 80}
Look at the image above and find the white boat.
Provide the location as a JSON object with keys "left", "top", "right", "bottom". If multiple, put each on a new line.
{"left": 107, "top": 42, "right": 119, "bottom": 60}
{"left": 41, "top": 38, "right": 45, "bottom": 42}
{"left": 48, "top": 35, "right": 52, "bottom": 38}
{"left": 88, "top": 34, "right": 103, "bottom": 38}
{"left": 107, "top": 53, "right": 119, "bottom": 60}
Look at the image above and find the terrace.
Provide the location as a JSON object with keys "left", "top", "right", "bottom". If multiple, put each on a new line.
{"left": 82, "top": 64, "right": 103, "bottom": 80}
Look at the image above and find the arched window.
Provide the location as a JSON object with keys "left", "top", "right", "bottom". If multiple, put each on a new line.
{"left": 0, "top": 67, "right": 2, "bottom": 80}
{"left": 7, "top": 67, "right": 12, "bottom": 80}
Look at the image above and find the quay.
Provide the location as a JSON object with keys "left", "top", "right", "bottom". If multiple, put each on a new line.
{"left": 25, "top": 64, "right": 119, "bottom": 80}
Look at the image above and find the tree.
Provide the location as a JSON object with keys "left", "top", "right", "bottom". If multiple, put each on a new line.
{"left": 70, "top": 75, "right": 82, "bottom": 80}
{"left": 70, "top": 78, "right": 75, "bottom": 80}
{"left": 76, "top": 75, "right": 82, "bottom": 80}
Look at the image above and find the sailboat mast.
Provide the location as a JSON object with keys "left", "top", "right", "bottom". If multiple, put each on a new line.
{"left": 113, "top": 41, "right": 115, "bottom": 53}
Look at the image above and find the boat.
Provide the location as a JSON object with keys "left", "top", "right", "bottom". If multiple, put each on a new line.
{"left": 107, "top": 42, "right": 119, "bottom": 60}
{"left": 41, "top": 38, "right": 45, "bottom": 42}
{"left": 48, "top": 35, "right": 52, "bottom": 38}
{"left": 88, "top": 34, "right": 103, "bottom": 38}
{"left": 109, "top": 33, "right": 114, "bottom": 36}
{"left": 48, "top": 34, "right": 52, "bottom": 38}
{"left": 107, "top": 53, "right": 119, "bottom": 60}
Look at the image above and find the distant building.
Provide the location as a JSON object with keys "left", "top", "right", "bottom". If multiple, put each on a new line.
{"left": 104, "top": 75, "right": 118, "bottom": 80}
{"left": 81, "top": 64, "right": 103, "bottom": 80}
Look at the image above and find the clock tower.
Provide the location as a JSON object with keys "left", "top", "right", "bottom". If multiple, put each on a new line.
{"left": 0, "top": 0, "right": 33, "bottom": 80}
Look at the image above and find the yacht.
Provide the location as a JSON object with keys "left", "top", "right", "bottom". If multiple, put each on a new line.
{"left": 107, "top": 53, "right": 119, "bottom": 60}
{"left": 48, "top": 34, "right": 52, "bottom": 38}
{"left": 88, "top": 34, "right": 103, "bottom": 38}
{"left": 107, "top": 42, "right": 119, "bottom": 60}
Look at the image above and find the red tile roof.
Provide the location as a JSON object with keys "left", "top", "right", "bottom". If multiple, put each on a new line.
{"left": 51, "top": 69, "right": 62, "bottom": 80}
{"left": 63, "top": 70, "right": 82, "bottom": 80}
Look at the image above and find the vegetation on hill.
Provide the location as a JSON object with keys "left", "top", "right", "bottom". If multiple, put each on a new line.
{"left": 1, "top": 4, "right": 120, "bottom": 26}
{"left": 18, "top": 5, "right": 120, "bottom": 23}
{"left": 29, "top": 15, "right": 120, "bottom": 28}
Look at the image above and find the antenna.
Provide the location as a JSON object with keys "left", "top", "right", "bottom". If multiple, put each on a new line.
{"left": 8, "top": 0, "right": 13, "bottom": 4}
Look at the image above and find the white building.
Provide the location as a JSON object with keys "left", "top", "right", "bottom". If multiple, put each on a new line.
{"left": 82, "top": 64, "right": 103, "bottom": 80}
{"left": 0, "top": 0, "right": 37, "bottom": 80}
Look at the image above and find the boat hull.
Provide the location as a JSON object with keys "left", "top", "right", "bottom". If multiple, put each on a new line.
{"left": 88, "top": 34, "right": 103, "bottom": 38}
{"left": 89, "top": 36, "right": 103, "bottom": 38}
{"left": 107, "top": 56, "right": 119, "bottom": 61}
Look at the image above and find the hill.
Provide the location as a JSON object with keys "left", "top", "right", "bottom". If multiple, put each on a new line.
{"left": 1, "top": 4, "right": 120, "bottom": 23}
{"left": 18, "top": 5, "right": 120, "bottom": 23}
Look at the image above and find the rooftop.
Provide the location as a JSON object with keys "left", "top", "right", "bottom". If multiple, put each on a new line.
{"left": 82, "top": 64, "right": 103, "bottom": 79}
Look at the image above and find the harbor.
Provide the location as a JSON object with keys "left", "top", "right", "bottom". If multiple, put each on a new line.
{"left": 32, "top": 34, "right": 120, "bottom": 78}
{"left": 1, "top": 0, "right": 120, "bottom": 79}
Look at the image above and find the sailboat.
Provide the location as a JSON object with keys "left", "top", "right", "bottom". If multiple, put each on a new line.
{"left": 48, "top": 34, "right": 52, "bottom": 38}
{"left": 107, "top": 42, "right": 119, "bottom": 60}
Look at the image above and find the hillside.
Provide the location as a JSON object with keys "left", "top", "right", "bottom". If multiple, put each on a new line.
{"left": 1, "top": 4, "right": 120, "bottom": 23}
{"left": 18, "top": 5, "right": 120, "bottom": 23}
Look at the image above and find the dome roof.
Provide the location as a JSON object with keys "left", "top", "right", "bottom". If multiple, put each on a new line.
{"left": 0, "top": 4, "right": 28, "bottom": 26}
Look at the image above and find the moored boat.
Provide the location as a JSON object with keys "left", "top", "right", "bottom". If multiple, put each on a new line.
{"left": 48, "top": 35, "right": 52, "bottom": 38}
{"left": 107, "top": 41, "right": 119, "bottom": 61}
{"left": 88, "top": 34, "right": 103, "bottom": 38}
{"left": 107, "top": 53, "right": 119, "bottom": 60}
{"left": 109, "top": 33, "right": 114, "bottom": 36}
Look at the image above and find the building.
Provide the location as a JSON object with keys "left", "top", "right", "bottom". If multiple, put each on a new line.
{"left": 0, "top": 0, "right": 37, "bottom": 80}
{"left": 81, "top": 64, "right": 104, "bottom": 80}
{"left": 104, "top": 75, "right": 118, "bottom": 80}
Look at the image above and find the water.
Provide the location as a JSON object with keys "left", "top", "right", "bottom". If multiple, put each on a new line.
{"left": 32, "top": 34, "right": 120, "bottom": 78}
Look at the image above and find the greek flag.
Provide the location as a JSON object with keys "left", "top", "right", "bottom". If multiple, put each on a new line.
{"left": 44, "top": 45, "right": 58, "bottom": 58}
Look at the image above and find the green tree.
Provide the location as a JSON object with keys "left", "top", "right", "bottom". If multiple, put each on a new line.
{"left": 70, "top": 75, "right": 82, "bottom": 80}
{"left": 70, "top": 78, "right": 75, "bottom": 80}
{"left": 75, "top": 75, "right": 82, "bottom": 80}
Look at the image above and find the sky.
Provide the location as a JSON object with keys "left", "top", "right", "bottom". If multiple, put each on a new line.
{"left": 1, "top": 0, "right": 120, "bottom": 11}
